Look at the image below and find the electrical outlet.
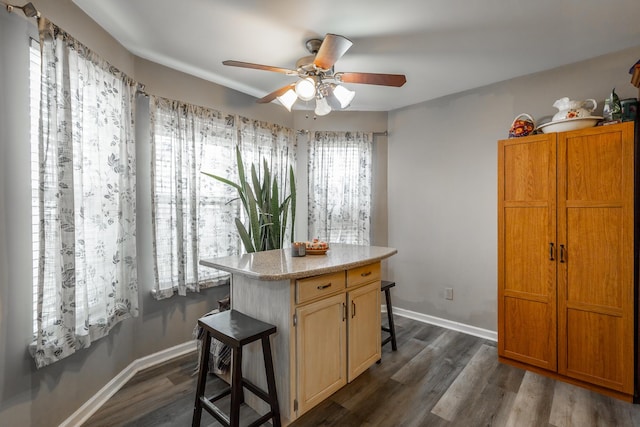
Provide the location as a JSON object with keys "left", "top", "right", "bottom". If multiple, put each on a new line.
{"left": 445, "top": 287, "right": 453, "bottom": 300}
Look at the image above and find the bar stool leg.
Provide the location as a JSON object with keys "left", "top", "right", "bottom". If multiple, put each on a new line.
{"left": 384, "top": 288, "right": 398, "bottom": 351}
{"left": 229, "top": 345, "right": 243, "bottom": 427}
{"left": 192, "top": 331, "right": 211, "bottom": 427}
{"left": 261, "top": 336, "right": 281, "bottom": 427}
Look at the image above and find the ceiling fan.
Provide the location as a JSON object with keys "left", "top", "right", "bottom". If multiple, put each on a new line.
{"left": 222, "top": 33, "right": 407, "bottom": 115}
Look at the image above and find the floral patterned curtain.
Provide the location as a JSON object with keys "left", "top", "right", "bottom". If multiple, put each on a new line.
{"left": 150, "top": 97, "right": 238, "bottom": 299}
{"left": 308, "top": 131, "right": 373, "bottom": 245}
{"left": 30, "top": 18, "right": 138, "bottom": 368}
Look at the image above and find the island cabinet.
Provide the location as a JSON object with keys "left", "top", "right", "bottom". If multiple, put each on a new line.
{"left": 200, "top": 244, "right": 396, "bottom": 425}
{"left": 497, "top": 121, "right": 637, "bottom": 401}
{"left": 295, "top": 264, "right": 381, "bottom": 414}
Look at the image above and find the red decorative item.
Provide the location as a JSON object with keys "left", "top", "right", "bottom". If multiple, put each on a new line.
{"left": 509, "top": 113, "right": 535, "bottom": 138}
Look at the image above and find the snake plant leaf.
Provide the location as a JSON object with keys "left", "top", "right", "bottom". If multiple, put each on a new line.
{"left": 270, "top": 177, "right": 281, "bottom": 248}
{"left": 235, "top": 218, "right": 256, "bottom": 253}
{"left": 200, "top": 172, "right": 242, "bottom": 192}
{"left": 289, "top": 165, "right": 296, "bottom": 243}
{"left": 244, "top": 182, "right": 262, "bottom": 252}
{"left": 250, "top": 163, "right": 262, "bottom": 210}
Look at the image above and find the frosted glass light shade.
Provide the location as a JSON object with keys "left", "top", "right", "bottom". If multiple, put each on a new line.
{"left": 333, "top": 84, "right": 355, "bottom": 108}
{"left": 315, "top": 96, "right": 332, "bottom": 116}
{"left": 277, "top": 89, "right": 297, "bottom": 112}
{"left": 295, "top": 77, "right": 316, "bottom": 101}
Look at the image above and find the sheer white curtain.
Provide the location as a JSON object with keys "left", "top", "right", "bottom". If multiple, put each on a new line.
{"left": 30, "top": 19, "right": 138, "bottom": 368}
{"left": 149, "top": 101, "right": 296, "bottom": 299}
{"left": 150, "top": 97, "right": 238, "bottom": 299}
{"left": 308, "top": 131, "right": 373, "bottom": 245}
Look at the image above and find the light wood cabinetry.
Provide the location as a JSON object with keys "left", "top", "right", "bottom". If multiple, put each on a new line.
{"left": 498, "top": 121, "right": 637, "bottom": 400}
{"left": 295, "top": 293, "right": 347, "bottom": 414}
{"left": 347, "top": 280, "right": 381, "bottom": 381}
{"left": 294, "top": 262, "right": 381, "bottom": 415}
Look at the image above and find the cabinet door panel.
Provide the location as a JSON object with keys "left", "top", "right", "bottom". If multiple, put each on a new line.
{"left": 502, "top": 297, "right": 556, "bottom": 369}
{"left": 565, "top": 207, "right": 623, "bottom": 309}
{"left": 347, "top": 281, "right": 381, "bottom": 381}
{"left": 296, "top": 293, "right": 347, "bottom": 414}
{"left": 504, "top": 207, "right": 551, "bottom": 296}
{"left": 557, "top": 123, "right": 635, "bottom": 394}
{"left": 565, "top": 309, "right": 629, "bottom": 391}
{"left": 498, "top": 135, "right": 557, "bottom": 370}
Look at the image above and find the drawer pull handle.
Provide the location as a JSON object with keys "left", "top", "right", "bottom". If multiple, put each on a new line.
{"left": 360, "top": 271, "right": 372, "bottom": 277}
{"left": 317, "top": 283, "right": 332, "bottom": 290}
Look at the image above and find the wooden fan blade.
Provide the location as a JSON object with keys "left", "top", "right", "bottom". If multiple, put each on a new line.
{"left": 335, "top": 72, "right": 407, "bottom": 87}
{"left": 313, "top": 34, "right": 353, "bottom": 70}
{"left": 257, "top": 84, "right": 295, "bottom": 104}
{"left": 223, "top": 60, "right": 298, "bottom": 75}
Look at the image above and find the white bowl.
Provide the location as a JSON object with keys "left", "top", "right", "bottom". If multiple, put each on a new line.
{"left": 536, "top": 116, "right": 603, "bottom": 134}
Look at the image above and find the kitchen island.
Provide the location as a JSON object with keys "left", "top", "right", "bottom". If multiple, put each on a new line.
{"left": 200, "top": 243, "right": 397, "bottom": 425}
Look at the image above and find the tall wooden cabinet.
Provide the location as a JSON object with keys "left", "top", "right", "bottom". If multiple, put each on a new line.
{"left": 498, "top": 121, "right": 637, "bottom": 400}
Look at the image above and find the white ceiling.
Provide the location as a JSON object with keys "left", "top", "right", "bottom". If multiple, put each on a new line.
{"left": 72, "top": 0, "right": 640, "bottom": 112}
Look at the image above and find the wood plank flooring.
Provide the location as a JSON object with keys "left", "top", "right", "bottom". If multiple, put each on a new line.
{"left": 82, "top": 316, "right": 640, "bottom": 426}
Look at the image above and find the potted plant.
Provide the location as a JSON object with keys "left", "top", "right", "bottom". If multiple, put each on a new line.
{"left": 203, "top": 146, "right": 296, "bottom": 253}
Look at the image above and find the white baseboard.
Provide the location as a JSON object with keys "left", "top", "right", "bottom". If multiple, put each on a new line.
{"left": 383, "top": 305, "right": 497, "bottom": 342}
{"left": 60, "top": 340, "right": 198, "bottom": 427}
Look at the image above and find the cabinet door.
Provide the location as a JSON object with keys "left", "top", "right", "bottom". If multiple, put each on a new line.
{"left": 347, "top": 280, "right": 381, "bottom": 381}
{"left": 498, "top": 134, "right": 558, "bottom": 371}
{"left": 557, "top": 122, "right": 635, "bottom": 394}
{"left": 296, "top": 293, "right": 347, "bottom": 415}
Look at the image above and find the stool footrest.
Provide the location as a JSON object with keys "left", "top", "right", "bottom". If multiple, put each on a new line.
{"left": 207, "top": 387, "right": 231, "bottom": 404}
{"left": 200, "top": 396, "right": 230, "bottom": 426}
{"left": 242, "top": 378, "right": 270, "bottom": 403}
{"left": 247, "top": 412, "right": 276, "bottom": 427}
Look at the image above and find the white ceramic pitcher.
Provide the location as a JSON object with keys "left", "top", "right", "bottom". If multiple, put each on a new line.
{"left": 552, "top": 97, "right": 597, "bottom": 121}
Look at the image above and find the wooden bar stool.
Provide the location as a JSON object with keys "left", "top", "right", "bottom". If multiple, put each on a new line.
{"left": 381, "top": 280, "right": 398, "bottom": 351}
{"left": 192, "top": 309, "right": 281, "bottom": 427}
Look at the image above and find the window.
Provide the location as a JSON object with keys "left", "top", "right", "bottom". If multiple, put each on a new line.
{"left": 149, "top": 99, "right": 296, "bottom": 299}
{"left": 308, "top": 131, "right": 373, "bottom": 245}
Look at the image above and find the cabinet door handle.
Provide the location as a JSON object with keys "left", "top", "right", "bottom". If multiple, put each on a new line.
{"left": 342, "top": 303, "right": 346, "bottom": 321}
{"left": 360, "top": 271, "right": 372, "bottom": 277}
{"left": 560, "top": 244, "right": 566, "bottom": 263}
{"left": 317, "top": 283, "right": 332, "bottom": 290}
{"left": 351, "top": 301, "right": 356, "bottom": 318}
{"left": 549, "top": 243, "right": 555, "bottom": 261}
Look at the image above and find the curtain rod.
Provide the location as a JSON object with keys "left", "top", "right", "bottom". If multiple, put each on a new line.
{"left": 297, "top": 130, "right": 388, "bottom": 137}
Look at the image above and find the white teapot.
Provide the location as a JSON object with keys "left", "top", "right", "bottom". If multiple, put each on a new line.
{"left": 552, "top": 97, "right": 597, "bottom": 121}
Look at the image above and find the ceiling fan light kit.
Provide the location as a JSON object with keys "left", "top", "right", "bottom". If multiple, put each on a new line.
{"left": 223, "top": 33, "right": 406, "bottom": 116}
{"left": 295, "top": 77, "right": 316, "bottom": 101}
{"left": 276, "top": 88, "right": 298, "bottom": 112}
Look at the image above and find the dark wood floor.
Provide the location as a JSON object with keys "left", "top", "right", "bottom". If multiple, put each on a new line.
{"left": 83, "top": 316, "right": 640, "bottom": 426}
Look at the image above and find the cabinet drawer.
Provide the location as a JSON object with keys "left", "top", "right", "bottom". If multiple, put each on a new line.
{"left": 296, "top": 271, "right": 345, "bottom": 304}
{"left": 347, "top": 262, "right": 380, "bottom": 288}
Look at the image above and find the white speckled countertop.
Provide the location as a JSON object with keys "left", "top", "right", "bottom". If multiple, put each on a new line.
{"left": 200, "top": 243, "right": 397, "bottom": 281}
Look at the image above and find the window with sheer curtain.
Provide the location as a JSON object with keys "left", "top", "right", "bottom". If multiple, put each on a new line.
{"left": 29, "top": 19, "right": 138, "bottom": 368}
{"left": 308, "top": 131, "right": 373, "bottom": 245}
{"left": 149, "top": 98, "right": 296, "bottom": 299}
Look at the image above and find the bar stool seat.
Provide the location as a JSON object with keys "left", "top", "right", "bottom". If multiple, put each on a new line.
{"left": 192, "top": 309, "right": 281, "bottom": 427}
{"left": 381, "top": 280, "right": 398, "bottom": 351}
